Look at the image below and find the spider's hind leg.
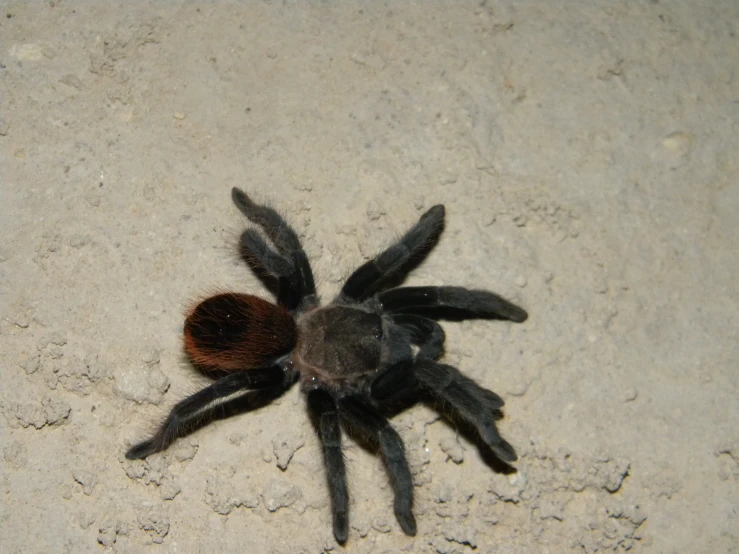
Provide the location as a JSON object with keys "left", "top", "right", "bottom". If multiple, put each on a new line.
{"left": 413, "top": 359, "right": 517, "bottom": 463}
{"left": 126, "top": 367, "right": 286, "bottom": 460}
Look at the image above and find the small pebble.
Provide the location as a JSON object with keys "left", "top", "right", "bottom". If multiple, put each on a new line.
{"left": 261, "top": 480, "right": 302, "bottom": 512}
{"left": 439, "top": 437, "right": 465, "bottom": 464}
{"left": 623, "top": 388, "right": 638, "bottom": 402}
{"left": 60, "top": 74, "right": 82, "bottom": 89}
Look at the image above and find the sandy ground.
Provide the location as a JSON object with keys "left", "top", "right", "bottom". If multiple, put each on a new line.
{"left": 1, "top": 2, "right": 738, "bottom": 553}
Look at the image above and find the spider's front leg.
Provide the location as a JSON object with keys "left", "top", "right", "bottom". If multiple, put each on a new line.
{"left": 232, "top": 187, "right": 317, "bottom": 311}
{"left": 379, "top": 286, "right": 528, "bottom": 323}
{"left": 340, "top": 205, "right": 445, "bottom": 302}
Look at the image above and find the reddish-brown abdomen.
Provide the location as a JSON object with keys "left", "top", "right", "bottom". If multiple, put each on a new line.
{"left": 184, "top": 293, "right": 297, "bottom": 372}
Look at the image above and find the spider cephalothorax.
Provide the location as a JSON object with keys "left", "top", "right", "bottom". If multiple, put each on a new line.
{"left": 127, "top": 188, "right": 528, "bottom": 544}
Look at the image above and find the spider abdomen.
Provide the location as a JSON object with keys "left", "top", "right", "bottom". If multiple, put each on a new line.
{"left": 296, "top": 306, "right": 383, "bottom": 385}
{"left": 184, "top": 292, "right": 297, "bottom": 372}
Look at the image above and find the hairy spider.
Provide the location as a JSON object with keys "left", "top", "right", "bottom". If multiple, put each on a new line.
{"left": 126, "top": 188, "right": 528, "bottom": 544}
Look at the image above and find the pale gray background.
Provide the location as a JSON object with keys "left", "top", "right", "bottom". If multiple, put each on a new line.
{"left": 1, "top": 2, "right": 737, "bottom": 553}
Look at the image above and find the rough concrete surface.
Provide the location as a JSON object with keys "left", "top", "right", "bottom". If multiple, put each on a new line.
{"left": 1, "top": 2, "right": 738, "bottom": 553}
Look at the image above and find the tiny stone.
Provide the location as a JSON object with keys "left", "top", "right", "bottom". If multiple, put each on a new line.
{"left": 160, "top": 479, "right": 182, "bottom": 500}
{"left": 512, "top": 214, "right": 527, "bottom": 227}
{"left": 272, "top": 435, "right": 305, "bottom": 470}
{"left": 78, "top": 510, "right": 96, "bottom": 529}
{"left": 439, "top": 437, "right": 465, "bottom": 464}
{"left": 623, "top": 388, "right": 638, "bottom": 402}
{"left": 662, "top": 131, "right": 692, "bottom": 156}
{"left": 3, "top": 441, "right": 28, "bottom": 469}
{"left": 508, "top": 380, "right": 529, "bottom": 397}
{"left": 85, "top": 191, "right": 101, "bottom": 207}
{"left": 261, "top": 480, "right": 302, "bottom": 512}
{"left": 73, "top": 469, "right": 98, "bottom": 496}
{"left": 21, "top": 355, "right": 41, "bottom": 375}
{"left": 173, "top": 112, "right": 186, "bottom": 120}
{"left": 69, "top": 234, "right": 90, "bottom": 248}
{"left": 42, "top": 45, "right": 57, "bottom": 58}
{"left": 435, "top": 485, "right": 453, "bottom": 503}
{"left": 142, "top": 348, "right": 161, "bottom": 365}
{"left": 371, "top": 517, "right": 391, "bottom": 533}
{"left": 60, "top": 74, "right": 82, "bottom": 89}
{"left": 49, "top": 346, "right": 64, "bottom": 359}
{"left": 439, "top": 171, "right": 458, "bottom": 186}
{"left": 351, "top": 518, "right": 371, "bottom": 538}
{"left": 366, "top": 200, "right": 385, "bottom": 221}
{"left": 444, "top": 524, "right": 478, "bottom": 548}
{"left": 13, "top": 314, "right": 30, "bottom": 328}
{"left": 43, "top": 397, "right": 71, "bottom": 425}
{"left": 515, "top": 275, "right": 528, "bottom": 288}
{"left": 113, "top": 365, "right": 170, "bottom": 405}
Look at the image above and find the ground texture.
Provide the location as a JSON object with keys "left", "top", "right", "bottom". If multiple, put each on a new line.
{"left": 1, "top": 2, "right": 738, "bottom": 553}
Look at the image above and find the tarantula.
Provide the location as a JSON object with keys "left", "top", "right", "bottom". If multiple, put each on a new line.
{"left": 126, "top": 188, "right": 527, "bottom": 544}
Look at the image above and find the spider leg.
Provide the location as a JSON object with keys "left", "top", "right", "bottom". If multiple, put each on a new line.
{"left": 126, "top": 367, "right": 288, "bottom": 460}
{"left": 307, "top": 390, "right": 349, "bottom": 544}
{"left": 391, "top": 313, "right": 446, "bottom": 360}
{"left": 338, "top": 396, "right": 417, "bottom": 536}
{"left": 379, "top": 286, "right": 528, "bottom": 323}
{"left": 340, "top": 205, "right": 445, "bottom": 302}
{"left": 413, "top": 359, "right": 517, "bottom": 462}
{"left": 232, "top": 187, "right": 317, "bottom": 310}
{"left": 370, "top": 360, "right": 418, "bottom": 405}
{"left": 371, "top": 315, "right": 444, "bottom": 405}
{"left": 239, "top": 229, "right": 302, "bottom": 309}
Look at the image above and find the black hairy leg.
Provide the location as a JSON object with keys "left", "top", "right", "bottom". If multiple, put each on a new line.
{"left": 340, "top": 205, "right": 445, "bottom": 302}
{"left": 339, "top": 396, "right": 417, "bottom": 536}
{"left": 369, "top": 360, "right": 418, "bottom": 406}
{"left": 369, "top": 314, "right": 445, "bottom": 403}
{"left": 392, "top": 313, "right": 446, "bottom": 360}
{"left": 239, "top": 228, "right": 299, "bottom": 306}
{"left": 308, "top": 390, "right": 349, "bottom": 544}
{"left": 413, "top": 359, "right": 517, "bottom": 463}
{"left": 126, "top": 367, "right": 286, "bottom": 460}
{"left": 379, "top": 286, "right": 528, "bottom": 323}
{"left": 232, "top": 187, "right": 316, "bottom": 310}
